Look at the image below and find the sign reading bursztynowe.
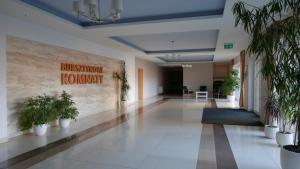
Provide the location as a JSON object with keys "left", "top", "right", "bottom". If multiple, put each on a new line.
{"left": 61, "top": 63, "right": 103, "bottom": 85}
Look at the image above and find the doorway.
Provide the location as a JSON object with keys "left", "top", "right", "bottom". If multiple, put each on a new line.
{"left": 138, "top": 68, "right": 144, "bottom": 100}
{"left": 163, "top": 67, "right": 183, "bottom": 96}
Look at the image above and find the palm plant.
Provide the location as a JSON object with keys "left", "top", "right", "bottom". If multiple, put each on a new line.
{"left": 233, "top": 0, "right": 300, "bottom": 149}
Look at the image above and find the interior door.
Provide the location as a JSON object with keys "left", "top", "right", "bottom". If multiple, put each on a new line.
{"left": 138, "top": 68, "right": 144, "bottom": 100}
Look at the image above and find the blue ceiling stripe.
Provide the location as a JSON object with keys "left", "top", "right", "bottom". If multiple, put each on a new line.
{"left": 157, "top": 57, "right": 170, "bottom": 62}
{"left": 146, "top": 48, "right": 216, "bottom": 54}
{"left": 82, "top": 9, "right": 224, "bottom": 27}
{"left": 20, "top": 0, "right": 82, "bottom": 26}
{"left": 110, "top": 37, "right": 216, "bottom": 54}
{"left": 19, "top": 0, "right": 224, "bottom": 27}
{"left": 110, "top": 37, "right": 146, "bottom": 53}
{"left": 157, "top": 56, "right": 214, "bottom": 63}
{"left": 20, "top": 0, "right": 224, "bottom": 27}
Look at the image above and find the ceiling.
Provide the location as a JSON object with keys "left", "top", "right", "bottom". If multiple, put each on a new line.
{"left": 111, "top": 30, "right": 218, "bottom": 52}
{"left": 0, "top": 0, "right": 268, "bottom": 64}
{"left": 20, "top": 0, "right": 225, "bottom": 26}
{"left": 158, "top": 55, "right": 214, "bottom": 63}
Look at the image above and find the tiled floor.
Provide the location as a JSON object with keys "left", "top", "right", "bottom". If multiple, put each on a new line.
{"left": 29, "top": 99, "right": 205, "bottom": 169}
{"left": 225, "top": 125, "right": 281, "bottom": 169}
{"left": 1, "top": 99, "right": 283, "bottom": 169}
{"left": 0, "top": 96, "right": 163, "bottom": 163}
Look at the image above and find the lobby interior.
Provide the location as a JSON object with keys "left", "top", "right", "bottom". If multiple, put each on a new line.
{"left": 0, "top": 0, "right": 299, "bottom": 169}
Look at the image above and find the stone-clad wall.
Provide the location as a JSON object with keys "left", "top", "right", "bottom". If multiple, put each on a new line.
{"left": 6, "top": 36, "right": 121, "bottom": 137}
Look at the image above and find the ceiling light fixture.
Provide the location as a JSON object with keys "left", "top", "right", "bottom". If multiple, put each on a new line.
{"left": 166, "top": 40, "right": 181, "bottom": 58}
{"left": 72, "top": 0, "right": 123, "bottom": 23}
{"left": 182, "top": 64, "right": 192, "bottom": 68}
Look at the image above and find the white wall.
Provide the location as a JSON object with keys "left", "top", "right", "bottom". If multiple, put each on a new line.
{"left": 125, "top": 55, "right": 136, "bottom": 104}
{"left": 254, "top": 59, "right": 261, "bottom": 114}
{"left": 0, "top": 13, "right": 137, "bottom": 140}
{"left": 135, "top": 58, "right": 162, "bottom": 100}
{"left": 183, "top": 63, "right": 213, "bottom": 96}
{"left": 0, "top": 31, "right": 8, "bottom": 143}
{"left": 253, "top": 57, "right": 268, "bottom": 121}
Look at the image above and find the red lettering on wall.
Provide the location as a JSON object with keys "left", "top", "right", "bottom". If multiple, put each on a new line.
{"left": 60, "top": 63, "right": 103, "bottom": 85}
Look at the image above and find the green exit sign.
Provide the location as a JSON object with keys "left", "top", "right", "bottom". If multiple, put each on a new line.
{"left": 224, "top": 43, "right": 234, "bottom": 49}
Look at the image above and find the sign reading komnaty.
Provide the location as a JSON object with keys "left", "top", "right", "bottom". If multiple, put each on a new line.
{"left": 61, "top": 63, "right": 103, "bottom": 85}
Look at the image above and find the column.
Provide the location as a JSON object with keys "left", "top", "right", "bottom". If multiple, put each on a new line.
{"left": 247, "top": 55, "right": 255, "bottom": 111}
{"left": 0, "top": 33, "right": 8, "bottom": 143}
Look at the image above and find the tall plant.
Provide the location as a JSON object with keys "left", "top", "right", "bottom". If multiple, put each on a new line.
{"left": 113, "top": 62, "right": 130, "bottom": 101}
{"left": 233, "top": 0, "right": 300, "bottom": 147}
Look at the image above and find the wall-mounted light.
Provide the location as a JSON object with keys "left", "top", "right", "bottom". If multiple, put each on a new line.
{"left": 182, "top": 64, "right": 192, "bottom": 68}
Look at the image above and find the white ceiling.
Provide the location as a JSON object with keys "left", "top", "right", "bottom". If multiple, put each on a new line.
{"left": 158, "top": 55, "right": 214, "bottom": 63}
{"left": 112, "top": 30, "right": 219, "bottom": 52}
{"left": 0, "top": 0, "right": 270, "bottom": 64}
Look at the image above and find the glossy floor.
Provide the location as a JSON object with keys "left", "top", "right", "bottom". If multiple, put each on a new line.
{"left": 0, "top": 96, "right": 163, "bottom": 163}
{"left": 30, "top": 99, "right": 204, "bottom": 169}
{"left": 5, "top": 99, "right": 283, "bottom": 169}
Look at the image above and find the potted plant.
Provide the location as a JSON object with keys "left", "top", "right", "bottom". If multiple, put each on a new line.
{"left": 113, "top": 61, "right": 130, "bottom": 109}
{"left": 233, "top": 1, "right": 300, "bottom": 168}
{"left": 279, "top": 95, "right": 299, "bottom": 169}
{"left": 54, "top": 91, "right": 79, "bottom": 128}
{"left": 276, "top": 104, "right": 295, "bottom": 147}
{"left": 19, "top": 94, "right": 56, "bottom": 136}
{"left": 220, "top": 70, "right": 240, "bottom": 101}
{"left": 264, "top": 94, "right": 280, "bottom": 139}
{"left": 280, "top": 98, "right": 300, "bottom": 169}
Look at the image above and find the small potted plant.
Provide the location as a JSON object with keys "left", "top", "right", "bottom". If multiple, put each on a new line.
{"left": 280, "top": 97, "right": 300, "bottom": 169}
{"left": 54, "top": 91, "right": 79, "bottom": 128}
{"left": 19, "top": 94, "right": 55, "bottom": 136}
{"left": 276, "top": 97, "right": 295, "bottom": 147}
{"left": 221, "top": 70, "right": 240, "bottom": 101}
{"left": 264, "top": 95, "right": 280, "bottom": 139}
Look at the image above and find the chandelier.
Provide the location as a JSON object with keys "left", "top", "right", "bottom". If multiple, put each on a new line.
{"left": 72, "top": 0, "right": 123, "bottom": 23}
{"left": 165, "top": 40, "right": 181, "bottom": 58}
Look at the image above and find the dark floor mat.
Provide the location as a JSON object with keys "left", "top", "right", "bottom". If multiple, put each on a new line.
{"left": 202, "top": 108, "right": 263, "bottom": 126}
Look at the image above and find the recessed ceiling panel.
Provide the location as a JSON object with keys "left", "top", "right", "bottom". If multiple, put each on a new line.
{"left": 99, "top": 0, "right": 225, "bottom": 19}
{"left": 112, "top": 30, "right": 219, "bottom": 52}
{"left": 158, "top": 55, "right": 214, "bottom": 63}
{"left": 20, "top": 0, "right": 225, "bottom": 26}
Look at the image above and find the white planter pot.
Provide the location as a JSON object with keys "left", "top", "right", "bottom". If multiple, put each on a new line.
{"left": 276, "top": 132, "right": 294, "bottom": 147}
{"left": 280, "top": 146, "right": 300, "bottom": 169}
{"left": 33, "top": 124, "right": 48, "bottom": 136}
{"left": 264, "top": 125, "right": 279, "bottom": 139}
{"left": 59, "top": 118, "right": 71, "bottom": 128}
{"left": 227, "top": 95, "right": 235, "bottom": 102}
